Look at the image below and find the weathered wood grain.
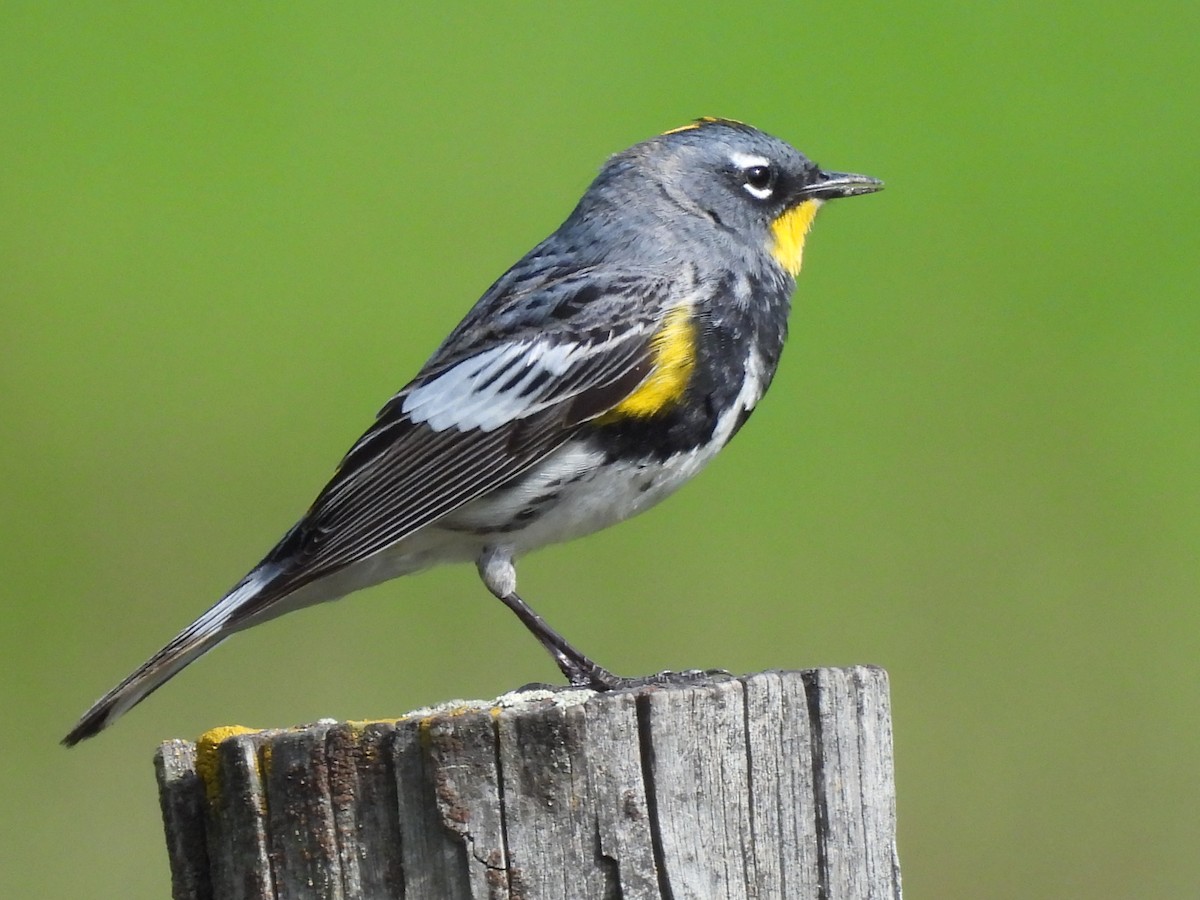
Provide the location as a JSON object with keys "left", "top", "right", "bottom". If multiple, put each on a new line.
{"left": 325, "top": 722, "right": 406, "bottom": 898}
{"left": 154, "top": 668, "right": 901, "bottom": 899}
{"left": 155, "top": 739, "right": 211, "bottom": 900}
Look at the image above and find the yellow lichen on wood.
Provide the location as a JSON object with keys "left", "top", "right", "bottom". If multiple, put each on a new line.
{"left": 195, "top": 725, "right": 260, "bottom": 805}
{"left": 344, "top": 718, "right": 403, "bottom": 731}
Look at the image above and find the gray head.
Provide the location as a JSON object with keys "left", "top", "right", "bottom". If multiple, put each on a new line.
{"left": 565, "top": 118, "right": 882, "bottom": 275}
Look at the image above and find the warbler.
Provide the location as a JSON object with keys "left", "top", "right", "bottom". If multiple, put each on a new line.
{"left": 63, "top": 118, "right": 881, "bottom": 745}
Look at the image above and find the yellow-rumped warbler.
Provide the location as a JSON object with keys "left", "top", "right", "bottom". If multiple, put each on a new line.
{"left": 64, "top": 118, "right": 881, "bottom": 745}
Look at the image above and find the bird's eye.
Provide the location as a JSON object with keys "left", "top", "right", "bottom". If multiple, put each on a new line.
{"left": 742, "top": 165, "right": 776, "bottom": 200}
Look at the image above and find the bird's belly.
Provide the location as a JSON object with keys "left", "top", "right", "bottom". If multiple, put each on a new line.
{"left": 437, "top": 435, "right": 728, "bottom": 554}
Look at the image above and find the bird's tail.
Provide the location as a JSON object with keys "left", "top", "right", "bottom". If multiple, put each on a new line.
{"left": 61, "top": 564, "right": 282, "bottom": 746}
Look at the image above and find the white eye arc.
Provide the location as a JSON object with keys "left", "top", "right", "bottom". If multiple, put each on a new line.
{"left": 742, "top": 166, "right": 775, "bottom": 200}
{"left": 729, "top": 152, "right": 776, "bottom": 201}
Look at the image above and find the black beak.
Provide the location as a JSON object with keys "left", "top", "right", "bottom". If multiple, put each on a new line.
{"left": 799, "top": 170, "right": 884, "bottom": 201}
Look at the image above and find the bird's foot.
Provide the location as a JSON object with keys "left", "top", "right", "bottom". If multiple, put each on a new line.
{"left": 567, "top": 664, "right": 734, "bottom": 692}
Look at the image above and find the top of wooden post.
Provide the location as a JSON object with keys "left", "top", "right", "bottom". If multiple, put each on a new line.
{"left": 156, "top": 667, "right": 901, "bottom": 900}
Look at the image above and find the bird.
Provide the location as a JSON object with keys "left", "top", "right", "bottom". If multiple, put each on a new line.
{"left": 63, "top": 118, "right": 881, "bottom": 745}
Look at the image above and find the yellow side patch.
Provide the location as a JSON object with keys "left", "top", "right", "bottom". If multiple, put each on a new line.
{"left": 601, "top": 306, "right": 696, "bottom": 420}
{"left": 770, "top": 199, "right": 823, "bottom": 276}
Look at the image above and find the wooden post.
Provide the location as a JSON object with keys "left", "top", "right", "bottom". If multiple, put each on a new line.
{"left": 155, "top": 667, "right": 901, "bottom": 899}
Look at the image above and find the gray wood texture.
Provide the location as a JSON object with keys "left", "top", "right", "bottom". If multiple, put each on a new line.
{"left": 155, "top": 668, "right": 901, "bottom": 899}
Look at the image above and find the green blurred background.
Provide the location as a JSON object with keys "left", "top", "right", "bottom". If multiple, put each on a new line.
{"left": 3, "top": 3, "right": 1197, "bottom": 897}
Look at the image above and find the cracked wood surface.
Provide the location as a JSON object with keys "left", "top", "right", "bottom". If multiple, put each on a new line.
{"left": 155, "top": 668, "right": 901, "bottom": 899}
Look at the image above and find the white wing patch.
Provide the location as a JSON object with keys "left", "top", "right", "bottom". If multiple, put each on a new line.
{"left": 402, "top": 333, "right": 637, "bottom": 432}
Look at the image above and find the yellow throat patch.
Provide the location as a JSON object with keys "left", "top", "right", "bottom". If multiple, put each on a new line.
{"left": 602, "top": 306, "right": 696, "bottom": 419}
{"left": 770, "top": 199, "right": 822, "bottom": 276}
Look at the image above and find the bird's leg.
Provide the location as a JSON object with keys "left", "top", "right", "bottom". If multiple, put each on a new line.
{"left": 477, "top": 545, "right": 622, "bottom": 690}
{"left": 493, "top": 588, "right": 624, "bottom": 690}
{"left": 477, "top": 546, "right": 730, "bottom": 692}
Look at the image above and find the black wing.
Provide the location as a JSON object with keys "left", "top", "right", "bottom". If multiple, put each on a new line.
{"left": 257, "top": 270, "right": 685, "bottom": 600}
